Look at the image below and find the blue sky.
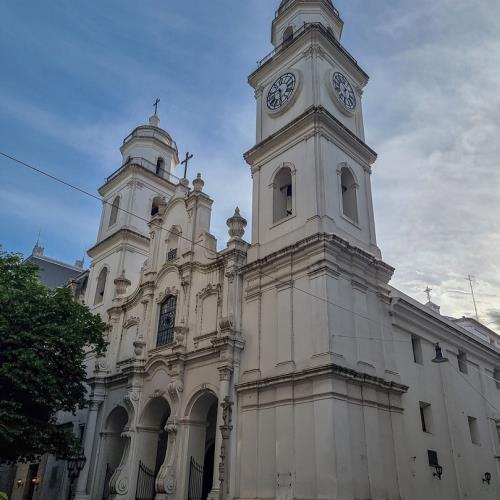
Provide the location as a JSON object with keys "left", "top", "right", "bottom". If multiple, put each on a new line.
{"left": 1, "top": 0, "right": 500, "bottom": 324}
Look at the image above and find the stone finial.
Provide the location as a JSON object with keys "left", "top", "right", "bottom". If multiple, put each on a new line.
{"left": 226, "top": 207, "right": 247, "bottom": 241}
{"left": 114, "top": 270, "right": 131, "bottom": 297}
{"left": 193, "top": 173, "right": 204, "bottom": 192}
{"left": 149, "top": 114, "right": 160, "bottom": 127}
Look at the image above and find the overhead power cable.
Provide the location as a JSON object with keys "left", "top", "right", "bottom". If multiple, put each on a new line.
{"left": 0, "top": 150, "right": 398, "bottom": 328}
{"left": 2, "top": 150, "right": 500, "bottom": 361}
{"left": 447, "top": 362, "right": 500, "bottom": 413}
{"left": 3, "top": 149, "right": 500, "bottom": 408}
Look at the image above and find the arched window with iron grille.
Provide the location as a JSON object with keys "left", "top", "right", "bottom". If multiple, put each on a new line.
{"left": 157, "top": 295, "right": 177, "bottom": 347}
{"left": 109, "top": 196, "right": 120, "bottom": 227}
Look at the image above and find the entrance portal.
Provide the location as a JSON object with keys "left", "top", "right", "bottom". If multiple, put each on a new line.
{"left": 135, "top": 397, "right": 171, "bottom": 500}
{"left": 187, "top": 393, "right": 218, "bottom": 500}
{"left": 100, "top": 406, "right": 128, "bottom": 500}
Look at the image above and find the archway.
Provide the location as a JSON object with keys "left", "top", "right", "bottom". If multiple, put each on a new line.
{"left": 186, "top": 392, "right": 218, "bottom": 500}
{"left": 100, "top": 406, "right": 128, "bottom": 500}
{"left": 135, "top": 397, "right": 171, "bottom": 500}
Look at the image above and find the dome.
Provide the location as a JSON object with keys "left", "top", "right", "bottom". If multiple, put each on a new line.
{"left": 122, "top": 115, "right": 177, "bottom": 153}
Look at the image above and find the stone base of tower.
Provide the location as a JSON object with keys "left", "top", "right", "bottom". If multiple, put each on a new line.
{"left": 235, "top": 363, "right": 408, "bottom": 500}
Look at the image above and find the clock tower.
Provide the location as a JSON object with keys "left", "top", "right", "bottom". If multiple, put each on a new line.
{"left": 238, "top": 5, "right": 402, "bottom": 500}
{"left": 245, "top": 0, "right": 380, "bottom": 262}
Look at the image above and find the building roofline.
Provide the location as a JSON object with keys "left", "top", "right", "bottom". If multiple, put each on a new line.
{"left": 25, "top": 254, "right": 84, "bottom": 272}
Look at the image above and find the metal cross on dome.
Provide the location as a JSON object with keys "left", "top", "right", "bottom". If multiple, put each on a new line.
{"left": 425, "top": 286, "right": 432, "bottom": 303}
{"left": 181, "top": 152, "right": 194, "bottom": 179}
{"left": 153, "top": 98, "right": 160, "bottom": 115}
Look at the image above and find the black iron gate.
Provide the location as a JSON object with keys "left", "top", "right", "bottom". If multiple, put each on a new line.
{"left": 102, "top": 464, "right": 115, "bottom": 500}
{"left": 188, "top": 457, "right": 204, "bottom": 500}
{"left": 135, "top": 461, "right": 156, "bottom": 500}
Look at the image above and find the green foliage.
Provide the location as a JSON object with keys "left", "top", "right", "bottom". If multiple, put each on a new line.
{"left": 0, "top": 250, "right": 106, "bottom": 463}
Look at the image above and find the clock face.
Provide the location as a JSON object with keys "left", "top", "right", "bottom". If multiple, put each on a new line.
{"left": 332, "top": 72, "right": 356, "bottom": 111}
{"left": 267, "top": 73, "right": 296, "bottom": 111}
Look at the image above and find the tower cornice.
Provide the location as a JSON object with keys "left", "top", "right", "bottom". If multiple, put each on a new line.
{"left": 244, "top": 105, "right": 377, "bottom": 169}
{"left": 252, "top": 23, "right": 364, "bottom": 84}
{"left": 99, "top": 160, "right": 178, "bottom": 196}
{"left": 87, "top": 228, "right": 150, "bottom": 259}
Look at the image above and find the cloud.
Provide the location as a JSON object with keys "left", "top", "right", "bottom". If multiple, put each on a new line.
{"left": 367, "top": 0, "right": 500, "bottom": 324}
{"left": 1, "top": 0, "right": 499, "bottom": 329}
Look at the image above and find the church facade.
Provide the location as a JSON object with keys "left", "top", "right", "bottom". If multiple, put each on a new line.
{"left": 16, "top": 2, "right": 500, "bottom": 500}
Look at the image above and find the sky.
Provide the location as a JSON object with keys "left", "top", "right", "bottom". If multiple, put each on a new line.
{"left": 0, "top": 0, "right": 499, "bottom": 326}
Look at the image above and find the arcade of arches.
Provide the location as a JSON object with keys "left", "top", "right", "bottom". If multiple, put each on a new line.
{"left": 98, "top": 392, "right": 218, "bottom": 500}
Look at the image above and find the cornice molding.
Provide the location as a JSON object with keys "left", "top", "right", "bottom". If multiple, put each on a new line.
{"left": 391, "top": 296, "right": 500, "bottom": 364}
{"left": 236, "top": 362, "right": 408, "bottom": 397}
{"left": 244, "top": 105, "right": 376, "bottom": 168}
{"left": 242, "top": 232, "right": 394, "bottom": 281}
{"left": 87, "top": 228, "right": 150, "bottom": 258}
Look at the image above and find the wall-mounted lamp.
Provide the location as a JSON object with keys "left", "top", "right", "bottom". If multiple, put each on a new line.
{"left": 433, "top": 465, "right": 443, "bottom": 480}
{"left": 432, "top": 343, "right": 448, "bottom": 364}
{"left": 31, "top": 476, "right": 41, "bottom": 487}
{"left": 483, "top": 472, "right": 492, "bottom": 485}
{"left": 16, "top": 479, "right": 24, "bottom": 488}
{"left": 428, "top": 450, "right": 443, "bottom": 480}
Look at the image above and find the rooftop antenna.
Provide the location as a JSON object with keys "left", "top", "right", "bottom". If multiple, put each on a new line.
{"left": 465, "top": 275, "right": 479, "bottom": 321}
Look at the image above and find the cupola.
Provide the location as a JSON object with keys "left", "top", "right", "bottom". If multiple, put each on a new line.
{"left": 272, "top": 0, "right": 343, "bottom": 47}
{"left": 120, "top": 114, "right": 180, "bottom": 180}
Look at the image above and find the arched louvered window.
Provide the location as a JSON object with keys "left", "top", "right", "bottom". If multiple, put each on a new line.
{"left": 157, "top": 295, "right": 177, "bottom": 347}
{"left": 109, "top": 196, "right": 120, "bottom": 227}
{"left": 151, "top": 197, "right": 162, "bottom": 217}
{"left": 167, "top": 226, "right": 181, "bottom": 262}
{"left": 94, "top": 267, "right": 108, "bottom": 305}
{"left": 340, "top": 166, "right": 358, "bottom": 223}
{"left": 156, "top": 158, "right": 165, "bottom": 177}
{"left": 283, "top": 26, "right": 294, "bottom": 47}
{"left": 273, "top": 166, "right": 293, "bottom": 222}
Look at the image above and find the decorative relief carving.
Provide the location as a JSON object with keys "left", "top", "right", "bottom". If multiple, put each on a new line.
{"left": 173, "top": 326, "right": 188, "bottom": 348}
{"left": 115, "top": 476, "right": 129, "bottom": 495}
{"left": 95, "top": 358, "right": 109, "bottom": 374}
{"left": 123, "top": 391, "right": 140, "bottom": 413}
{"left": 151, "top": 389, "right": 166, "bottom": 399}
{"left": 133, "top": 340, "right": 146, "bottom": 357}
{"left": 196, "top": 283, "right": 221, "bottom": 305}
{"left": 156, "top": 287, "right": 179, "bottom": 304}
{"left": 219, "top": 316, "right": 234, "bottom": 333}
{"left": 114, "top": 270, "right": 131, "bottom": 297}
{"left": 218, "top": 366, "right": 233, "bottom": 382}
{"left": 167, "top": 379, "right": 184, "bottom": 403}
{"left": 166, "top": 476, "right": 176, "bottom": 495}
{"left": 123, "top": 316, "right": 140, "bottom": 329}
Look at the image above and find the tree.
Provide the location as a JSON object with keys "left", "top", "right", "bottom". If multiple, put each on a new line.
{"left": 0, "top": 250, "right": 106, "bottom": 463}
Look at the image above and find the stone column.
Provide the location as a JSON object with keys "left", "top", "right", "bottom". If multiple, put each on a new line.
{"left": 74, "top": 400, "right": 103, "bottom": 500}
{"left": 218, "top": 397, "right": 233, "bottom": 500}
{"left": 207, "top": 367, "right": 232, "bottom": 500}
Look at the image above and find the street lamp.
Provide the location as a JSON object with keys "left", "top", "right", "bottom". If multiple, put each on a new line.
{"left": 66, "top": 451, "right": 86, "bottom": 500}
{"left": 431, "top": 343, "right": 449, "bottom": 364}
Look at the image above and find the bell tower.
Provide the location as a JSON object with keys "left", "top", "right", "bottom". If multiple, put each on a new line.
{"left": 86, "top": 114, "right": 180, "bottom": 316}
{"left": 245, "top": 0, "right": 380, "bottom": 262}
